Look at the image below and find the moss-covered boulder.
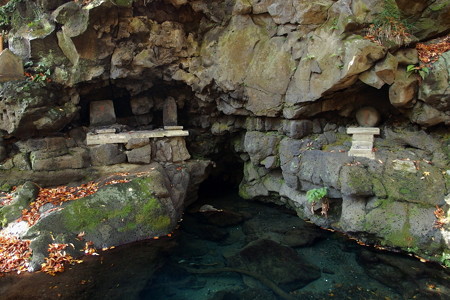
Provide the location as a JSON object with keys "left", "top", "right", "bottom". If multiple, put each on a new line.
{"left": 20, "top": 161, "right": 211, "bottom": 271}
{"left": 0, "top": 181, "right": 39, "bottom": 227}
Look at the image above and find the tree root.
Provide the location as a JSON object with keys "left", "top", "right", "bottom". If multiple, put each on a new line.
{"left": 180, "top": 265, "right": 298, "bottom": 300}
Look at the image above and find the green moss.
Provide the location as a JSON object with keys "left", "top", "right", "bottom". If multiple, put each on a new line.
{"left": 0, "top": 183, "right": 12, "bottom": 192}
{"left": 111, "top": 0, "right": 134, "bottom": 7}
{"left": 429, "top": 0, "right": 450, "bottom": 11}
{"left": 322, "top": 133, "right": 351, "bottom": 151}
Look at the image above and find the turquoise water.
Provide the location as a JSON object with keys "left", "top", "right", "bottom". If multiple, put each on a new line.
{"left": 1, "top": 192, "right": 450, "bottom": 299}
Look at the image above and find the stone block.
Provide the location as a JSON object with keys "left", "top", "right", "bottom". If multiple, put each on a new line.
{"left": 0, "top": 49, "right": 24, "bottom": 82}
{"left": 13, "top": 153, "right": 31, "bottom": 170}
{"left": 15, "top": 137, "right": 68, "bottom": 153}
{"left": 126, "top": 144, "right": 151, "bottom": 164}
{"left": 90, "top": 100, "right": 116, "bottom": 126}
{"left": 89, "top": 144, "right": 126, "bottom": 166}
{"left": 163, "top": 97, "right": 177, "bottom": 126}
{"left": 154, "top": 137, "right": 190, "bottom": 163}
{"left": 284, "top": 120, "right": 313, "bottom": 139}
{"left": 130, "top": 96, "right": 153, "bottom": 115}
{"left": 32, "top": 148, "right": 89, "bottom": 171}
{"left": 125, "top": 138, "right": 150, "bottom": 150}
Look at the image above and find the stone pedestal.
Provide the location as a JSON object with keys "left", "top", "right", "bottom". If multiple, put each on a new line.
{"left": 347, "top": 127, "right": 380, "bottom": 159}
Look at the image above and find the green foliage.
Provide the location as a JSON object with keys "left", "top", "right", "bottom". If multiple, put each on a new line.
{"left": 365, "top": 0, "right": 414, "bottom": 47}
{"left": 0, "top": 215, "right": 7, "bottom": 228}
{"left": 306, "top": 187, "right": 327, "bottom": 203}
{"left": 0, "top": 0, "right": 23, "bottom": 28}
{"left": 406, "top": 64, "right": 429, "bottom": 80}
{"left": 441, "top": 251, "right": 450, "bottom": 268}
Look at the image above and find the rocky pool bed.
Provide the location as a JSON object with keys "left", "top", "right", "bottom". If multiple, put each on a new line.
{"left": 1, "top": 191, "right": 450, "bottom": 300}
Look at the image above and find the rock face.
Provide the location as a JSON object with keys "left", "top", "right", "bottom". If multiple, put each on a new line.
{"left": 10, "top": 161, "right": 210, "bottom": 271}
{"left": 0, "top": 0, "right": 449, "bottom": 266}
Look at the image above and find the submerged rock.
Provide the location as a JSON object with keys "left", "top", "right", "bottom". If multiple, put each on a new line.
{"left": 227, "top": 239, "right": 321, "bottom": 291}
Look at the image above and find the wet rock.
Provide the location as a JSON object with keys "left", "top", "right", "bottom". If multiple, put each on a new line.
{"left": 227, "top": 239, "right": 321, "bottom": 291}
{"left": 182, "top": 214, "right": 229, "bottom": 242}
{"left": 195, "top": 209, "right": 248, "bottom": 228}
{"left": 242, "top": 210, "right": 324, "bottom": 247}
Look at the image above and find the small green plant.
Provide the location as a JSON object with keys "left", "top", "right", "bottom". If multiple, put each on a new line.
{"left": 306, "top": 187, "right": 328, "bottom": 203}
{"left": 440, "top": 251, "right": 450, "bottom": 268}
{"left": 0, "top": 216, "right": 7, "bottom": 228}
{"left": 305, "top": 54, "right": 316, "bottom": 60}
{"left": 364, "top": 0, "right": 414, "bottom": 47}
{"left": 0, "top": 0, "right": 24, "bottom": 28}
{"left": 406, "top": 64, "right": 429, "bottom": 80}
{"left": 330, "top": 18, "right": 339, "bottom": 31}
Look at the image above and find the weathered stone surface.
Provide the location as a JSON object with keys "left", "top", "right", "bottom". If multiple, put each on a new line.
{"left": 244, "top": 131, "right": 282, "bottom": 165}
{"left": 408, "top": 101, "right": 450, "bottom": 127}
{"left": 90, "top": 100, "right": 116, "bottom": 126}
{"left": 163, "top": 97, "right": 177, "bottom": 126}
{"left": 154, "top": 137, "right": 190, "bottom": 162}
{"left": 0, "top": 181, "right": 39, "bottom": 226}
{"left": 125, "top": 138, "right": 150, "bottom": 150}
{"left": 0, "top": 49, "right": 24, "bottom": 82}
{"left": 389, "top": 69, "right": 419, "bottom": 108}
{"left": 283, "top": 120, "right": 313, "bottom": 139}
{"left": 394, "top": 48, "right": 419, "bottom": 65}
{"left": 418, "top": 51, "right": 450, "bottom": 112}
{"left": 12, "top": 153, "right": 31, "bottom": 170}
{"left": 90, "top": 144, "right": 126, "bottom": 166}
{"left": 126, "top": 144, "right": 151, "bottom": 164}
{"left": 52, "top": 1, "right": 89, "bottom": 38}
{"left": 31, "top": 147, "right": 89, "bottom": 171}
{"left": 374, "top": 53, "right": 398, "bottom": 85}
{"left": 15, "top": 137, "right": 68, "bottom": 153}
{"left": 57, "top": 30, "right": 80, "bottom": 65}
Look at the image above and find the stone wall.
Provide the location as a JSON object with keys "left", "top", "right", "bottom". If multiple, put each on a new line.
{"left": 0, "top": 0, "right": 449, "bottom": 264}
